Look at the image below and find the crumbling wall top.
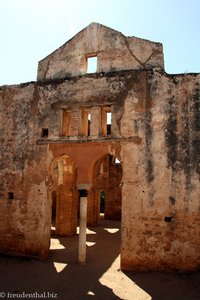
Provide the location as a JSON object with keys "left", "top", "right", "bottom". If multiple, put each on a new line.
{"left": 37, "top": 22, "right": 164, "bottom": 81}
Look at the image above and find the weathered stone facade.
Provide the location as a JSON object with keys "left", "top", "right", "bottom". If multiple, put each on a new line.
{"left": 0, "top": 23, "right": 200, "bottom": 271}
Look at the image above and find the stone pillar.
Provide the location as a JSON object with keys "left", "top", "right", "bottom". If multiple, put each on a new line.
{"left": 90, "top": 106, "right": 101, "bottom": 138}
{"left": 55, "top": 187, "right": 78, "bottom": 236}
{"left": 78, "top": 196, "right": 87, "bottom": 265}
{"left": 70, "top": 109, "right": 79, "bottom": 136}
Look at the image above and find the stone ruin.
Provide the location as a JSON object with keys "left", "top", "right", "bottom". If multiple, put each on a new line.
{"left": 0, "top": 23, "right": 200, "bottom": 271}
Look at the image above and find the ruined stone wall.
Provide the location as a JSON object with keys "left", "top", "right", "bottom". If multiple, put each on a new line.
{"left": 37, "top": 23, "right": 164, "bottom": 81}
{"left": 0, "top": 70, "right": 141, "bottom": 257}
{"left": 1, "top": 68, "right": 200, "bottom": 271}
{"left": 121, "top": 71, "right": 200, "bottom": 271}
{"left": 0, "top": 84, "right": 49, "bottom": 257}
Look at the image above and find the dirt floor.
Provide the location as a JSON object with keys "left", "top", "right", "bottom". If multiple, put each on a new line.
{"left": 0, "top": 220, "right": 200, "bottom": 300}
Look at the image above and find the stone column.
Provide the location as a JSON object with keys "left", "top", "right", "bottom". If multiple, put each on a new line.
{"left": 87, "top": 189, "right": 99, "bottom": 226}
{"left": 78, "top": 196, "right": 87, "bottom": 265}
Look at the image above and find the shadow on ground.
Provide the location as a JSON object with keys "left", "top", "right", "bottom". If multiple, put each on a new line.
{"left": 124, "top": 270, "right": 200, "bottom": 300}
{"left": 0, "top": 220, "right": 122, "bottom": 300}
{"left": 0, "top": 220, "right": 200, "bottom": 300}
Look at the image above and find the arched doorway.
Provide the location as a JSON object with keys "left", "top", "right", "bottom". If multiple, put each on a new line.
{"left": 87, "top": 154, "right": 122, "bottom": 226}
{"left": 48, "top": 155, "right": 78, "bottom": 236}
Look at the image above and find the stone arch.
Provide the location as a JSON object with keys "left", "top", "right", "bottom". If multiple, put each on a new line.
{"left": 48, "top": 154, "right": 78, "bottom": 236}
{"left": 87, "top": 153, "right": 122, "bottom": 226}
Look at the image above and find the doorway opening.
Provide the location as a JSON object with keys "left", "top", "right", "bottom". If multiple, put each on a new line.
{"left": 84, "top": 153, "right": 122, "bottom": 271}
{"left": 51, "top": 190, "right": 57, "bottom": 235}
{"left": 87, "top": 154, "right": 122, "bottom": 226}
{"left": 99, "top": 190, "right": 105, "bottom": 219}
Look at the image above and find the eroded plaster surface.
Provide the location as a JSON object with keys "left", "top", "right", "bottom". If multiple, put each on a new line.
{"left": 0, "top": 23, "right": 200, "bottom": 271}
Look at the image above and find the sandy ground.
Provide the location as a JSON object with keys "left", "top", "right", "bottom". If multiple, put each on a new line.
{"left": 0, "top": 220, "right": 200, "bottom": 300}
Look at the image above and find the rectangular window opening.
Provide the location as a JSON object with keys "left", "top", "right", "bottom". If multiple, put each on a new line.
{"left": 101, "top": 107, "right": 112, "bottom": 137}
{"left": 80, "top": 108, "right": 91, "bottom": 136}
{"left": 41, "top": 128, "right": 48, "bottom": 138}
{"left": 87, "top": 56, "right": 97, "bottom": 73}
{"left": 107, "top": 112, "right": 112, "bottom": 135}
{"left": 88, "top": 113, "right": 91, "bottom": 136}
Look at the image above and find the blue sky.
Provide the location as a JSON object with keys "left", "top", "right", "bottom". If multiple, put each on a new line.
{"left": 0, "top": 0, "right": 200, "bottom": 85}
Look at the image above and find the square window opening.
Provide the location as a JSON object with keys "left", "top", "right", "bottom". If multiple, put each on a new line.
{"left": 8, "top": 192, "right": 14, "bottom": 200}
{"left": 41, "top": 128, "right": 48, "bottom": 138}
{"left": 87, "top": 56, "right": 97, "bottom": 73}
{"left": 164, "top": 216, "right": 173, "bottom": 222}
